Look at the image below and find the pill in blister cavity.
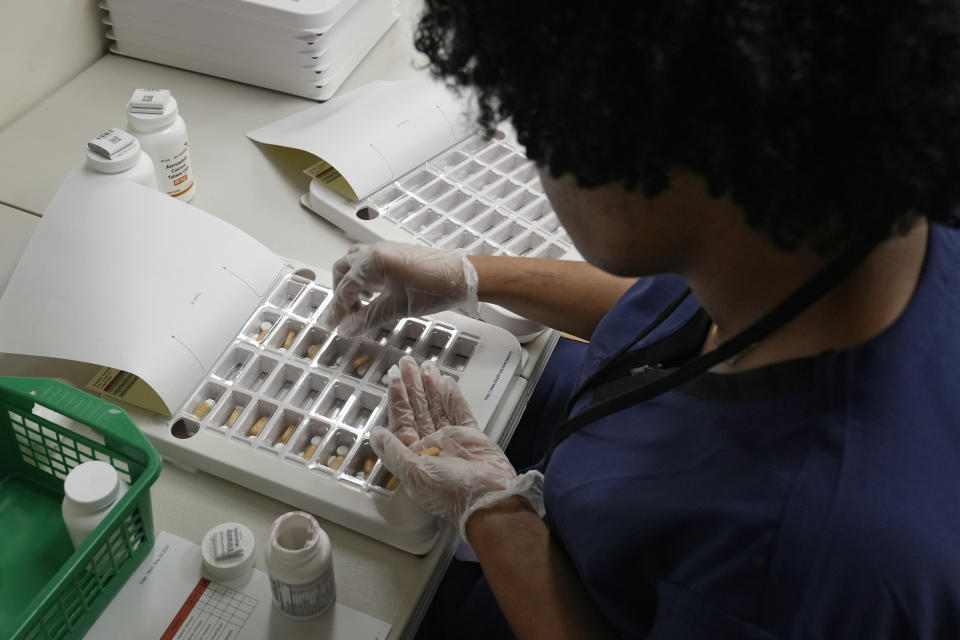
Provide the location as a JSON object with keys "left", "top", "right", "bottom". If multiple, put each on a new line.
{"left": 336, "top": 445, "right": 349, "bottom": 456}
{"left": 257, "top": 321, "right": 272, "bottom": 341}
{"left": 192, "top": 398, "right": 215, "bottom": 419}
{"left": 351, "top": 354, "right": 370, "bottom": 372}
{"left": 303, "top": 435, "right": 321, "bottom": 460}
{"left": 226, "top": 406, "right": 242, "bottom": 427}
{"left": 386, "top": 476, "right": 400, "bottom": 491}
{"left": 249, "top": 416, "right": 268, "bottom": 437}
{"left": 307, "top": 343, "right": 321, "bottom": 358}
{"left": 356, "top": 364, "right": 369, "bottom": 377}
{"left": 328, "top": 455, "right": 344, "bottom": 470}
{"left": 357, "top": 471, "right": 366, "bottom": 480}
{"left": 283, "top": 330, "right": 297, "bottom": 349}
{"left": 279, "top": 424, "right": 296, "bottom": 444}
{"left": 273, "top": 442, "right": 283, "bottom": 450}
{"left": 363, "top": 456, "right": 376, "bottom": 475}
{"left": 420, "top": 446, "right": 441, "bottom": 457}
{"left": 381, "top": 364, "right": 402, "bottom": 385}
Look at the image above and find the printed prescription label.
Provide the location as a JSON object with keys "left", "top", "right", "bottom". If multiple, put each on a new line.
{"left": 269, "top": 572, "right": 335, "bottom": 619}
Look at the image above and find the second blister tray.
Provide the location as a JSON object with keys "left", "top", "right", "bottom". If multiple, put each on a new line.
{"left": 137, "top": 263, "right": 522, "bottom": 554}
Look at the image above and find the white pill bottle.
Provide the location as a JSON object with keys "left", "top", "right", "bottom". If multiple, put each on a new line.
{"left": 125, "top": 88, "right": 197, "bottom": 202}
{"left": 84, "top": 128, "right": 158, "bottom": 189}
{"left": 61, "top": 460, "right": 130, "bottom": 550}
{"left": 265, "top": 511, "right": 336, "bottom": 619}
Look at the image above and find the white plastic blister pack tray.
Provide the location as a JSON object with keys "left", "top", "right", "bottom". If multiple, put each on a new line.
{"left": 161, "top": 263, "right": 522, "bottom": 554}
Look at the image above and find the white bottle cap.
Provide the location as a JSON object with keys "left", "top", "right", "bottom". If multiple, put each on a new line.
{"left": 201, "top": 522, "right": 257, "bottom": 582}
{"left": 127, "top": 95, "right": 179, "bottom": 131}
{"left": 85, "top": 133, "right": 143, "bottom": 174}
{"left": 64, "top": 461, "right": 120, "bottom": 511}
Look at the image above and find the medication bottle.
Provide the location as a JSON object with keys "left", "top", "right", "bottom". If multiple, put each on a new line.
{"left": 125, "top": 88, "right": 197, "bottom": 202}
{"left": 201, "top": 522, "right": 257, "bottom": 584}
{"left": 61, "top": 460, "right": 130, "bottom": 550}
{"left": 84, "top": 127, "right": 158, "bottom": 189}
{"left": 265, "top": 511, "right": 336, "bottom": 619}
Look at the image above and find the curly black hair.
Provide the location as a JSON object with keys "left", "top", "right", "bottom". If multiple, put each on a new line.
{"left": 415, "top": 2, "right": 960, "bottom": 252}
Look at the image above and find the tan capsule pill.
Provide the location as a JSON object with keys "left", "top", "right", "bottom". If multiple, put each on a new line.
{"left": 283, "top": 330, "right": 296, "bottom": 349}
{"left": 256, "top": 321, "right": 272, "bottom": 341}
{"left": 279, "top": 423, "right": 296, "bottom": 444}
{"left": 363, "top": 456, "right": 376, "bottom": 475}
{"left": 192, "top": 398, "right": 214, "bottom": 419}
{"left": 329, "top": 455, "right": 344, "bottom": 471}
{"left": 226, "top": 406, "right": 242, "bottom": 427}
{"left": 249, "top": 416, "right": 268, "bottom": 437}
{"left": 352, "top": 353, "right": 370, "bottom": 370}
{"left": 307, "top": 343, "right": 320, "bottom": 358}
{"left": 386, "top": 475, "right": 400, "bottom": 491}
{"left": 302, "top": 435, "right": 322, "bottom": 460}
{"left": 419, "top": 446, "right": 441, "bottom": 457}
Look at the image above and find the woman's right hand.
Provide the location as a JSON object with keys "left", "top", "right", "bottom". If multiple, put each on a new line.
{"left": 319, "top": 241, "right": 479, "bottom": 337}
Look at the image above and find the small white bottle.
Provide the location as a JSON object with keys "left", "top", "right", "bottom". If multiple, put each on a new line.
{"left": 125, "top": 88, "right": 197, "bottom": 202}
{"left": 61, "top": 460, "right": 130, "bottom": 550}
{"left": 265, "top": 511, "right": 336, "bottom": 619}
{"left": 84, "top": 128, "right": 159, "bottom": 189}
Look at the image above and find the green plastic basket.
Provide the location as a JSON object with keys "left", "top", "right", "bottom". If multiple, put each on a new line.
{"left": 0, "top": 377, "right": 162, "bottom": 640}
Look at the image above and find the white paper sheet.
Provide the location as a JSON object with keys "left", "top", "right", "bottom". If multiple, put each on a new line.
{"left": 84, "top": 530, "right": 391, "bottom": 640}
{"left": 0, "top": 172, "right": 287, "bottom": 414}
{"left": 246, "top": 78, "right": 476, "bottom": 200}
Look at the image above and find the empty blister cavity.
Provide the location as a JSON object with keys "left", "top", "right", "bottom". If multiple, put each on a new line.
{"left": 317, "top": 335, "right": 353, "bottom": 370}
{"left": 245, "top": 310, "right": 281, "bottom": 343}
{"left": 484, "top": 179, "right": 522, "bottom": 202}
{"left": 213, "top": 346, "right": 254, "bottom": 382}
{"left": 518, "top": 198, "right": 553, "bottom": 223}
{"left": 469, "top": 210, "right": 507, "bottom": 235}
{"left": 391, "top": 319, "right": 428, "bottom": 353}
{"left": 344, "top": 343, "right": 380, "bottom": 380}
{"left": 342, "top": 392, "right": 381, "bottom": 430}
{"left": 383, "top": 197, "right": 422, "bottom": 223}
{"left": 502, "top": 189, "right": 539, "bottom": 213}
{"left": 470, "top": 239, "right": 500, "bottom": 256}
{"left": 268, "top": 279, "right": 306, "bottom": 310}
{"left": 421, "top": 219, "right": 460, "bottom": 243}
{"left": 234, "top": 400, "right": 277, "bottom": 442}
{"left": 404, "top": 209, "right": 442, "bottom": 234}
{"left": 513, "top": 164, "right": 539, "bottom": 184}
{"left": 368, "top": 348, "right": 407, "bottom": 388}
{"left": 398, "top": 169, "right": 435, "bottom": 192}
{"left": 467, "top": 170, "right": 502, "bottom": 192}
{"left": 456, "top": 135, "right": 489, "bottom": 154}
{"left": 315, "top": 382, "right": 354, "bottom": 422}
{"left": 288, "top": 418, "right": 331, "bottom": 463}
{"left": 292, "top": 287, "right": 329, "bottom": 320}
{"left": 209, "top": 390, "right": 253, "bottom": 433}
{"left": 507, "top": 231, "right": 549, "bottom": 258}
{"left": 477, "top": 144, "right": 511, "bottom": 164}
{"left": 187, "top": 383, "right": 226, "bottom": 421}
{"left": 369, "top": 185, "right": 405, "bottom": 208}
{"left": 450, "top": 199, "right": 488, "bottom": 224}
{"left": 488, "top": 220, "right": 527, "bottom": 246}
{"left": 441, "top": 229, "right": 479, "bottom": 250}
{"left": 537, "top": 242, "right": 568, "bottom": 259}
{"left": 238, "top": 355, "right": 279, "bottom": 392}
{"left": 315, "top": 429, "right": 357, "bottom": 473}
{"left": 290, "top": 372, "right": 328, "bottom": 411}
{"left": 434, "top": 189, "right": 471, "bottom": 213}
{"left": 365, "top": 324, "right": 393, "bottom": 346}
{"left": 450, "top": 160, "right": 484, "bottom": 182}
{"left": 444, "top": 335, "right": 479, "bottom": 372}
{"left": 415, "top": 179, "right": 454, "bottom": 202}
{"left": 539, "top": 212, "right": 562, "bottom": 234}
{"left": 416, "top": 326, "right": 455, "bottom": 361}
{"left": 267, "top": 318, "right": 305, "bottom": 352}
{"left": 344, "top": 439, "right": 379, "bottom": 484}
{"left": 263, "top": 409, "right": 305, "bottom": 453}
{"left": 264, "top": 363, "right": 304, "bottom": 402}
{"left": 428, "top": 149, "right": 468, "bottom": 172}
{"left": 296, "top": 326, "right": 331, "bottom": 361}
{"left": 494, "top": 153, "right": 528, "bottom": 174}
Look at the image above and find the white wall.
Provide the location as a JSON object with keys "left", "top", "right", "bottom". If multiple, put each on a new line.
{"left": 0, "top": 0, "right": 106, "bottom": 130}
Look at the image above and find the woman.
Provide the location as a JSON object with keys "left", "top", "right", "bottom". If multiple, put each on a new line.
{"left": 321, "top": 2, "right": 960, "bottom": 638}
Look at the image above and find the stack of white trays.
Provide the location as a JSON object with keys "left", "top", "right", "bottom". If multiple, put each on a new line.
{"left": 100, "top": 0, "right": 398, "bottom": 100}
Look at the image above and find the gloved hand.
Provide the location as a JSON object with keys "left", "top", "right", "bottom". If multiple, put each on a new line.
{"left": 320, "top": 241, "right": 480, "bottom": 337}
{"left": 370, "top": 356, "right": 544, "bottom": 539}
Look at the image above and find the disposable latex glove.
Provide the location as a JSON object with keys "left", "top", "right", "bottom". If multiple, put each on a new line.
{"left": 320, "top": 242, "right": 479, "bottom": 337}
{"left": 370, "top": 356, "right": 544, "bottom": 539}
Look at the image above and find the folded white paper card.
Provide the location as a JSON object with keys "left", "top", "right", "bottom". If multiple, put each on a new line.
{"left": 246, "top": 77, "right": 476, "bottom": 200}
{"left": 0, "top": 171, "right": 287, "bottom": 414}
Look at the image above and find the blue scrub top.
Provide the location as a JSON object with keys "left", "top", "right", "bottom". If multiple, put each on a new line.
{"left": 544, "top": 223, "right": 960, "bottom": 638}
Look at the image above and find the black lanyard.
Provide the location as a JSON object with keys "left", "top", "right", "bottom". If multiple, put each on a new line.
{"left": 542, "top": 238, "right": 877, "bottom": 470}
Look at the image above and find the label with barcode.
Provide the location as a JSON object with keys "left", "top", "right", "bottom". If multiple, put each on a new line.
{"left": 213, "top": 526, "right": 243, "bottom": 559}
{"left": 87, "top": 128, "right": 135, "bottom": 159}
{"left": 129, "top": 88, "right": 171, "bottom": 112}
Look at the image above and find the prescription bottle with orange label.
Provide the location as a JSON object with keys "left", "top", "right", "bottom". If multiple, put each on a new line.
{"left": 125, "top": 88, "right": 197, "bottom": 202}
